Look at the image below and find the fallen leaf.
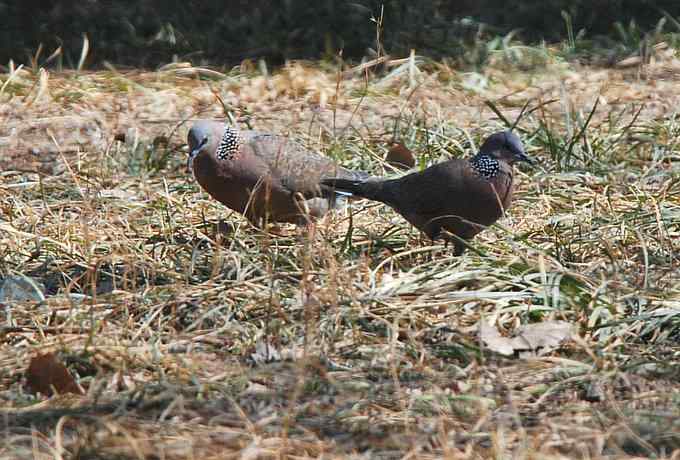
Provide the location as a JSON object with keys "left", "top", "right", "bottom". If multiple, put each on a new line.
{"left": 479, "top": 321, "right": 515, "bottom": 356}
{"left": 513, "top": 321, "right": 575, "bottom": 351}
{"left": 385, "top": 142, "right": 415, "bottom": 170}
{"left": 480, "top": 320, "right": 574, "bottom": 356}
{"left": 26, "top": 353, "right": 84, "bottom": 396}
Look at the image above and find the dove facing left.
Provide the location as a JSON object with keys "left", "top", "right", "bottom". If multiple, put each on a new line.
{"left": 187, "top": 120, "right": 367, "bottom": 226}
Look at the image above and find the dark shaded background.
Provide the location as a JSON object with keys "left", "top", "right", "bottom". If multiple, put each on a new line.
{"left": 3, "top": 0, "right": 680, "bottom": 68}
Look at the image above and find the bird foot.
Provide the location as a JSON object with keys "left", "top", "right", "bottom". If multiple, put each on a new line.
{"left": 440, "top": 231, "right": 468, "bottom": 256}
{"left": 215, "top": 219, "right": 236, "bottom": 236}
{"left": 451, "top": 241, "right": 466, "bottom": 256}
{"left": 266, "top": 224, "right": 293, "bottom": 237}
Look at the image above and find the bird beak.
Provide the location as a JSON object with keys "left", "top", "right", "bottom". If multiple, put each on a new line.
{"left": 186, "top": 148, "right": 198, "bottom": 174}
{"left": 186, "top": 137, "right": 208, "bottom": 174}
{"left": 514, "top": 151, "right": 533, "bottom": 164}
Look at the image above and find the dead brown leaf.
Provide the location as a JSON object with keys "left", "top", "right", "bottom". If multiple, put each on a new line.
{"left": 385, "top": 142, "right": 416, "bottom": 170}
{"left": 25, "top": 352, "right": 84, "bottom": 396}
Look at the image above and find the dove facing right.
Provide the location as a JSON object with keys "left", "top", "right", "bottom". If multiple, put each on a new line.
{"left": 321, "top": 131, "right": 532, "bottom": 254}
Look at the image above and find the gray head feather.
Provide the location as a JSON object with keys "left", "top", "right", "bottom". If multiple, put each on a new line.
{"left": 478, "top": 130, "right": 531, "bottom": 164}
{"left": 187, "top": 121, "right": 215, "bottom": 174}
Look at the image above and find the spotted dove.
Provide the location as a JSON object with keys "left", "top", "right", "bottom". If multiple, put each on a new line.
{"left": 321, "top": 131, "right": 531, "bottom": 254}
{"left": 187, "top": 120, "right": 366, "bottom": 225}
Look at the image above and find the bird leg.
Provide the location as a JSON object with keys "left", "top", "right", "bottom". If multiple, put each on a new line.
{"left": 441, "top": 234, "right": 466, "bottom": 256}
{"left": 246, "top": 213, "right": 264, "bottom": 229}
{"left": 452, "top": 240, "right": 467, "bottom": 256}
{"left": 215, "top": 219, "right": 236, "bottom": 236}
{"left": 293, "top": 192, "right": 314, "bottom": 224}
{"left": 293, "top": 192, "right": 317, "bottom": 238}
{"left": 440, "top": 230, "right": 485, "bottom": 257}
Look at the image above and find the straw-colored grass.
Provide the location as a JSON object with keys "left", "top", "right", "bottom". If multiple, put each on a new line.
{"left": 1, "top": 53, "right": 679, "bottom": 459}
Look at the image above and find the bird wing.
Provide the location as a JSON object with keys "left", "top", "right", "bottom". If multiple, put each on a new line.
{"left": 387, "top": 159, "right": 510, "bottom": 220}
{"left": 243, "top": 132, "right": 364, "bottom": 197}
{"left": 387, "top": 160, "right": 471, "bottom": 213}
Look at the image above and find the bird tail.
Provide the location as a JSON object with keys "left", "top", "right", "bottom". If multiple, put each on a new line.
{"left": 321, "top": 177, "right": 381, "bottom": 200}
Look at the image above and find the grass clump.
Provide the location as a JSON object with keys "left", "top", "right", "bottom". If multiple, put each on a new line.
{"left": 0, "top": 46, "right": 679, "bottom": 458}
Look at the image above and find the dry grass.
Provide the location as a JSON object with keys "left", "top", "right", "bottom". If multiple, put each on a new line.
{"left": 1, "top": 54, "right": 679, "bottom": 459}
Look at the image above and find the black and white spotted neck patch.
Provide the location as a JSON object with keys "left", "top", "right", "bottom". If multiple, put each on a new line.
{"left": 470, "top": 153, "right": 500, "bottom": 179}
{"left": 216, "top": 126, "right": 242, "bottom": 161}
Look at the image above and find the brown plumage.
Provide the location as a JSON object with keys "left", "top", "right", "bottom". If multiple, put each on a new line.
{"left": 186, "top": 120, "right": 366, "bottom": 226}
{"left": 322, "top": 131, "right": 532, "bottom": 254}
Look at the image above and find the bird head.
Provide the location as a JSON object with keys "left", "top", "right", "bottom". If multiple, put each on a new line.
{"left": 186, "top": 121, "right": 215, "bottom": 174}
{"left": 480, "top": 131, "right": 532, "bottom": 165}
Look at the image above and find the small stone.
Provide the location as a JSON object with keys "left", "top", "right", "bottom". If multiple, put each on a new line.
{"left": 584, "top": 380, "right": 605, "bottom": 402}
{"left": 0, "top": 275, "right": 46, "bottom": 304}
